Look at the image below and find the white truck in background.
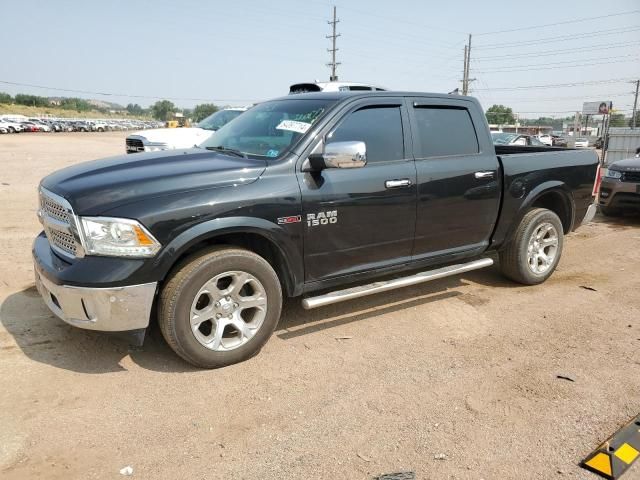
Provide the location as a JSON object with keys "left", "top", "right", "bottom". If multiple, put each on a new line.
{"left": 125, "top": 107, "right": 247, "bottom": 154}
{"left": 125, "top": 82, "right": 385, "bottom": 153}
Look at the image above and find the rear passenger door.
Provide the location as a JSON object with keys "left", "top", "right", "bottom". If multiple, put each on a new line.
{"left": 408, "top": 97, "right": 501, "bottom": 260}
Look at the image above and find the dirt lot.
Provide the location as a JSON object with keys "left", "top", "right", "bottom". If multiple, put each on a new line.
{"left": 1, "top": 131, "right": 639, "bottom": 479}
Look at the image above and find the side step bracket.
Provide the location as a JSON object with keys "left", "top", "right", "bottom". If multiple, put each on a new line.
{"left": 301, "top": 258, "right": 494, "bottom": 310}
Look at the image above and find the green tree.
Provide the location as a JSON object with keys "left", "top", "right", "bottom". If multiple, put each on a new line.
{"left": 151, "top": 100, "right": 176, "bottom": 121}
{"left": 0, "top": 92, "right": 12, "bottom": 104}
{"left": 59, "top": 97, "right": 91, "bottom": 112}
{"left": 628, "top": 111, "right": 640, "bottom": 128}
{"left": 192, "top": 103, "right": 219, "bottom": 122}
{"left": 609, "top": 113, "right": 627, "bottom": 127}
{"left": 485, "top": 104, "right": 515, "bottom": 124}
{"left": 126, "top": 103, "right": 144, "bottom": 115}
{"left": 14, "top": 94, "right": 49, "bottom": 107}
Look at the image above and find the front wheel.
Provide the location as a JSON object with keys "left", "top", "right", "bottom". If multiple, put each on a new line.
{"left": 158, "top": 247, "right": 282, "bottom": 368}
{"left": 499, "top": 208, "right": 564, "bottom": 285}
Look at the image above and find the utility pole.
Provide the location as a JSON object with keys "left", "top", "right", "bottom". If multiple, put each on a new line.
{"left": 631, "top": 79, "right": 639, "bottom": 129}
{"left": 462, "top": 44, "right": 468, "bottom": 95}
{"left": 327, "top": 6, "right": 341, "bottom": 82}
{"left": 462, "top": 34, "right": 475, "bottom": 96}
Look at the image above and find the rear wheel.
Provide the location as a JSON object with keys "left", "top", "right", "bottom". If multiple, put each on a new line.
{"left": 499, "top": 208, "right": 564, "bottom": 285}
{"left": 158, "top": 247, "right": 282, "bottom": 368}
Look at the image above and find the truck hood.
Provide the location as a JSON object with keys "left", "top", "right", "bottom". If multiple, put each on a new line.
{"left": 609, "top": 157, "right": 640, "bottom": 171}
{"left": 41, "top": 149, "right": 267, "bottom": 215}
{"left": 129, "top": 127, "right": 214, "bottom": 148}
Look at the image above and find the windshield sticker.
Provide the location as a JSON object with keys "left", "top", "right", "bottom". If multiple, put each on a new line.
{"left": 266, "top": 149, "right": 279, "bottom": 158}
{"left": 276, "top": 120, "right": 311, "bottom": 134}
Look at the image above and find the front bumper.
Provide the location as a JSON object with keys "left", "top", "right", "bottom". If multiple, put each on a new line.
{"left": 34, "top": 263, "right": 156, "bottom": 332}
{"left": 599, "top": 178, "right": 640, "bottom": 209}
{"left": 33, "top": 235, "right": 157, "bottom": 332}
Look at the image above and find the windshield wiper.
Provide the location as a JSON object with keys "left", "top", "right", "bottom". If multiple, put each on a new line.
{"left": 205, "top": 145, "right": 247, "bottom": 158}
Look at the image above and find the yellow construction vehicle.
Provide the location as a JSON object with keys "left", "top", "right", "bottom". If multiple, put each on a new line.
{"left": 165, "top": 112, "right": 191, "bottom": 128}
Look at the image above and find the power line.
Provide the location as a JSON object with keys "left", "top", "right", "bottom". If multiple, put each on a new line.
{"left": 475, "top": 9, "right": 640, "bottom": 36}
{"left": 474, "top": 25, "right": 640, "bottom": 49}
{"left": 473, "top": 78, "right": 636, "bottom": 92}
{"left": 308, "top": 0, "right": 467, "bottom": 36}
{"left": 474, "top": 55, "right": 639, "bottom": 73}
{"left": 0, "top": 80, "right": 256, "bottom": 103}
{"left": 475, "top": 41, "right": 640, "bottom": 61}
{"left": 495, "top": 92, "right": 634, "bottom": 103}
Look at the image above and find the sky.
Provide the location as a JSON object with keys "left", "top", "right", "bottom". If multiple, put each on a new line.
{"left": 1, "top": 0, "right": 639, "bottom": 118}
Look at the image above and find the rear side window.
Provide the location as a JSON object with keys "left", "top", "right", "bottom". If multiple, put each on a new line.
{"left": 327, "top": 106, "right": 404, "bottom": 163}
{"left": 413, "top": 107, "right": 479, "bottom": 157}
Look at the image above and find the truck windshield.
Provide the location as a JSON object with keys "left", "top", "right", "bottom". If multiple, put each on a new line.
{"left": 199, "top": 99, "right": 335, "bottom": 159}
{"left": 198, "top": 109, "right": 244, "bottom": 131}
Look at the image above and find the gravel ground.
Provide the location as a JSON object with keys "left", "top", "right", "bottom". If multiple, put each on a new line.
{"left": 1, "top": 132, "right": 639, "bottom": 479}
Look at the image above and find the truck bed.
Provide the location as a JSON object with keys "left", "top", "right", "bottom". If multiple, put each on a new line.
{"left": 491, "top": 147, "right": 599, "bottom": 248}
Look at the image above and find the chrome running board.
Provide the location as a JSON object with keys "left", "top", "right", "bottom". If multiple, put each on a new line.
{"left": 301, "top": 258, "right": 494, "bottom": 310}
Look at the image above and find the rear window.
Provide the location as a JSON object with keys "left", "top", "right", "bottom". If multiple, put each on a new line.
{"left": 413, "top": 107, "right": 479, "bottom": 157}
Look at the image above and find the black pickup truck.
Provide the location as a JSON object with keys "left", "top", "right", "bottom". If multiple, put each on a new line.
{"left": 33, "top": 92, "right": 598, "bottom": 368}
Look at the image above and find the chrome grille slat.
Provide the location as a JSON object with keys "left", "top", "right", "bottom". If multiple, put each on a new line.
{"left": 47, "top": 229, "right": 77, "bottom": 255}
{"left": 42, "top": 196, "right": 70, "bottom": 223}
{"left": 39, "top": 188, "right": 82, "bottom": 259}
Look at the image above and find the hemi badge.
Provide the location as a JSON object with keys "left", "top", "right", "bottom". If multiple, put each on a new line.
{"left": 277, "top": 215, "right": 302, "bottom": 225}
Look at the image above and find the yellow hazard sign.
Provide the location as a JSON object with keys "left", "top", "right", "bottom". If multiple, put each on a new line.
{"left": 582, "top": 414, "right": 640, "bottom": 479}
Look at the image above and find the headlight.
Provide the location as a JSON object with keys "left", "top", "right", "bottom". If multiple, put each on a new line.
{"left": 79, "top": 217, "right": 161, "bottom": 257}
{"left": 605, "top": 169, "right": 622, "bottom": 179}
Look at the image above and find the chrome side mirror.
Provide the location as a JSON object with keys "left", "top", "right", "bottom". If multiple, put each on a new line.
{"left": 307, "top": 141, "right": 367, "bottom": 171}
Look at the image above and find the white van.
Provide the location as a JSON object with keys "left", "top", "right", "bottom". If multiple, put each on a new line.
{"left": 289, "top": 82, "right": 387, "bottom": 94}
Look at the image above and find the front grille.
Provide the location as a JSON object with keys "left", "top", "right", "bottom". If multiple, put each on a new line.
{"left": 47, "top": 229, "right": 78, "bottom": 255}
{"left": 39, "top": 188, "right": 81, "bottom": 258}
{"left": 621, "top": 171, "right": 640, "bottom": 183}
{"left": 126, "top": 138, "right": 144, "bottom": 154}
{"left": 41, "top": 195, "right": 70, "bottom": 223}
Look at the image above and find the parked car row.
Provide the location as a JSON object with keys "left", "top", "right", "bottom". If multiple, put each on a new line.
{"left": 490, "top": 132, "right": 596, "bottom": 149}
{"left": 0, "top": 116, "right": 162, "bottom": 134}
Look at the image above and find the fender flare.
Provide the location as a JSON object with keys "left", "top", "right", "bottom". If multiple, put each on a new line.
{"left": 151, "top": 216, "right": 304, "bottom": 296}
{"left": 501, "top": 181, "right": 575, "bottom": 247}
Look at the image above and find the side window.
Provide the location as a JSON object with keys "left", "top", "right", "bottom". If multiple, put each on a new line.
{"left": 413, "top": 107, "right": 479, "bottom": 158}
{"left": 327, "top": 106, "right": 404, "bottom": 163}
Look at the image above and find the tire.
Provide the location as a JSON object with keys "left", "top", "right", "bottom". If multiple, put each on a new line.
{"left": 8, "top": 127, "right": 15, "bottom": 133}
{"left": 499, "top": 208, "right": 564, "bottom": 285}
{"left": 158, "top": 247, "right": 282, "bottom": 368}
{"left": 600, "top": 205, "right": 621, "bottom": 217}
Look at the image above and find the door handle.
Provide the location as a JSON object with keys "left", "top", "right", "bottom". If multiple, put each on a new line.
{"left": 474, "top": 171, "right": 495, "bottom": 179}
{"left": 385, "top": 179, "right": 412, "bottom": 188}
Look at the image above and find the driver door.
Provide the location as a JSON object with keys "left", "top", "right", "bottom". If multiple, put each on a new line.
{"left": 297, "top": 99, "right": 417, "bottom": 283}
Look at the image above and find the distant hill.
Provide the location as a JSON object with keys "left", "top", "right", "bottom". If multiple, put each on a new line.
{"left": 47, "top": 97, "right": 125, "bottom": 110}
